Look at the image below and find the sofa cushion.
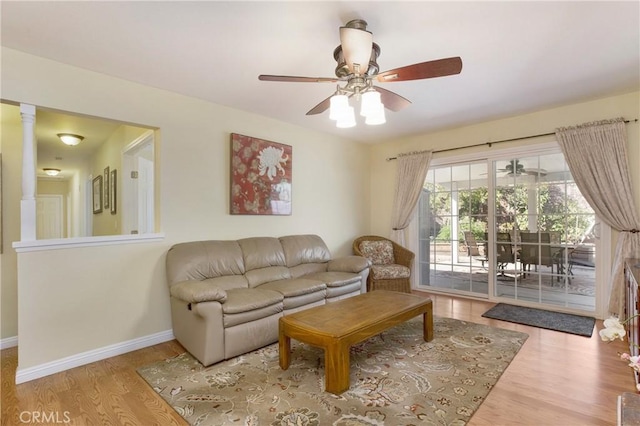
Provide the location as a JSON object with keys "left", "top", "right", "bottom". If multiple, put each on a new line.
{"left": 166, "top": 240, "right": 245, "bottom": 285}
{"left": 238, "top": 237, "right": 287, "bottom": 271}
{"left": 258, "top": 278, "right": 326, "bottom": 298}
{"left": 222, "top": 288, "right": 283, "bottom": 315}
{"left": 288, "top": 262, "right": 327, "bottom": 279}
{"left": 279, "top": 234, "right": 331, "bottom": 267}
{"left": 245, "top": 266, "right": 291, "bottom": 288}
{"left": 259, "top": 278, "right": 327, "bottom": 310}
{"left": 359, "top": 240, "right": 395, "bottom": 265}
{"left": 325, "top": 281, "right": 362, "bottom": 299}
{"left": 281, "top": 292, "right": 327, "bottom": 311}
{"left": 370, "top": 264, "right": 411, "bottom": 280}
{"left": 222, "top": 288, "right": 284, "bottom": 332}
{"left": 303, "top": 271, "right": 361, "bottom": 288}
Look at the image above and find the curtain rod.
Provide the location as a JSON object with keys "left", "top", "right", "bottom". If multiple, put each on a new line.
{"left": 386, "top": 118, "right": 638, "bottom": 161}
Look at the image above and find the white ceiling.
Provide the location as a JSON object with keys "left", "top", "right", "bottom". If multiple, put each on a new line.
{"left": 1, "top": 1, "right": 639, "bottom": 145}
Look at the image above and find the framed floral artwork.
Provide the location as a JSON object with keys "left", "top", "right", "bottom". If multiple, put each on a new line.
{"left": 230, "top": 133, "right": 292, "bottom": 215}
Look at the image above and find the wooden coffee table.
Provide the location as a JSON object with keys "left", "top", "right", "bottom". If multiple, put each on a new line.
{"left": 278, "top": 290, "right": 433, "bottom": 395}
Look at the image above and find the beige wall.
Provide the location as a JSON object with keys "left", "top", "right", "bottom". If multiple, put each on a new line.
{"left": 370, "top": 91, "right": 640, "bottom": 237}
{"left": 1, "top": 103, "right": 22, "bottom": 340}
{"left": 1, "top": 48, "right": 371, "bottom": 370}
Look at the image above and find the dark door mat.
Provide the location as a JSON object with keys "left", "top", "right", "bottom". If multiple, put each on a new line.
{"left": 482, "top": 303, "right": 595, "bottom": 337}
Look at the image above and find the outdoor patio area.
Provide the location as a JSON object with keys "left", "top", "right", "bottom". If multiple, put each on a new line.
{"left": 419, "top": 252, "right": 596, "bottom": 311}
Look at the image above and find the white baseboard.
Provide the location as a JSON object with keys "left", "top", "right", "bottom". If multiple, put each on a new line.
{"left": 0, "top": 336, "right": 18, "bottom": 349}
{"left": 15, "top": 329, "right": 174, "bottom": 384}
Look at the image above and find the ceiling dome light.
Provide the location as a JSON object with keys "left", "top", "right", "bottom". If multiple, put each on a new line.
{"left": 43, "top": 168, "right": 61, "bottom": 176}
{"left": 57, "top": 133, "right": 84, "bottom": 146}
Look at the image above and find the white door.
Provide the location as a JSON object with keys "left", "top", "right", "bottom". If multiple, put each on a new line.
{"left": 122, "top": 130, "right": 154, "bottom": 234}
{"left": 137, "top": 155, "right": 154, "bottom": 234}
{"left": 36, "top": 195, "right": 64, "bottom": 239}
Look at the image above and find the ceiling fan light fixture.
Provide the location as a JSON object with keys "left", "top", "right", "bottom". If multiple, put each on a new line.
{"left": 336, "top": 106, "right": 356, "bottom": 128}
{"left": 339, "top": 25, "right": 373, "bottom": 75}
{"left": 43, "top": 168, "right": 61, "bottom": 176}
{"left": 329, "top": 94, "right": 350, "bottom": 121}
{"left": 258, "top": 19, "right": 464, "bottom": 126}
{"left": 365, "top": 103, "right": 386, "bottom": 125}
{"left": 57, "top": 133, "right": 84, "bottom": 146}
{"left": 360, "top": 90, "right": 382, "bottom": 117}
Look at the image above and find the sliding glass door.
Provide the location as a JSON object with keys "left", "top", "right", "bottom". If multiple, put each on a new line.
{"left": 492, "top": 153, "right": 596, "bottom": 310}
{"left": 419, "top": 162, "right": 489, "bottom": 297}
{"left": 417, "top": 146, "right": 598, "bottom": 313}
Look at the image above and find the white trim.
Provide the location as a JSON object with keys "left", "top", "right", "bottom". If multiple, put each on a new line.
{"left": 15, "top": 329, "right": 174, "bottom": 384}
{"left": 1, "top": 336, "right": 18, "bottom": 350}
{"left": 122, "top": 129, "right": 154, "bottom": 154}
{"left": 13, "top": 232, "right": 165, "bottom": 252}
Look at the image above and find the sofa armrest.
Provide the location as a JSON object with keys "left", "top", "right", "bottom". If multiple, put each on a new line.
{"left": 170, "top": 280, "right": 228, "bottom": 304}
{"left": 328, "top": 255, "right": 371, "bottom": 273}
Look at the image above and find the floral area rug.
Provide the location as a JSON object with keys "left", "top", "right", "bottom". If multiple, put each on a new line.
{"left": 137, "top": 317, "right": 528, "bottom": 425}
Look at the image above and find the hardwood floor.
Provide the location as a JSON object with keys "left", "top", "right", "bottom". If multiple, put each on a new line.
{"left": 1, "top": 292, "right": 633, "bottom": 425}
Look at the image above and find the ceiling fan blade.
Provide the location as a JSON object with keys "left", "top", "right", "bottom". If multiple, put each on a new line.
{"left": 259, "top": 75, "right": 339, "bottom": 83}
{"left": 374, "top": 87, "right": 411, "bottom": 112}
{"left": 525, "top": 168, "right": 547, "bottom": 175}
{"left": 376, "top": 57, "right": 463, "bottom": 82}
{"left": 306, "top": 95, "right": 333, "bottom": 115}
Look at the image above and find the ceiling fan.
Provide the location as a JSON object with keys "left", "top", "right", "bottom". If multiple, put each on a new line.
{"left": 498, "top": 159, "right": 547, "bottom": 177}
{"left": 258, "top": 19, "right": 463, "bottom": 121}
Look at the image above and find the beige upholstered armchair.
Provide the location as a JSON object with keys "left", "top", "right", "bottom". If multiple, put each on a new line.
{"left": 353, "top": 235, "right": 414, "bottom": 293}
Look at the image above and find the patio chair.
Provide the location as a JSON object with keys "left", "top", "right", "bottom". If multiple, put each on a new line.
{"left": 353, "top": 235, "right": 414, "bottom": 293}
{"left": 519, "top": 232, "right": 557, "bottom": 281}
{"left": 568, "top": 244, "right": 595, "bottom": 274}
{"left": 463, "top": 231, "right": 487, "bottom": 267}
{"left": 495, "top": 232, "right": 517, "bottom": 275}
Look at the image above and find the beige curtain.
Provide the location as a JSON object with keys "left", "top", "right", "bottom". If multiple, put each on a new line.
{"left": 390, "top": 150, "right": 433, "bottom": 246}
{"left": 555, "top": 118, "right": 640, "bottom": 317}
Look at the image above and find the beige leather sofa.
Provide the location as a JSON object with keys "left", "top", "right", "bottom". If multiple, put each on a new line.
{"left": 166, "top": 234, "right": 371, "bottom": 366}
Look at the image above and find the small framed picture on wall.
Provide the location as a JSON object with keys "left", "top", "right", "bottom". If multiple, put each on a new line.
{"left": 92, "top": 175, "right": 103, "bottom": 214}
{"left": 110, "top": 169, "right": 117, "bottom": 214}
{"left": 104, "top": 166, "right": 110, "bottom": 209}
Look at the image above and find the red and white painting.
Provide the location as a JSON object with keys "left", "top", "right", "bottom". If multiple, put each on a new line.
{"left": 230, "top": 133, "right": 292, "bottom": 215}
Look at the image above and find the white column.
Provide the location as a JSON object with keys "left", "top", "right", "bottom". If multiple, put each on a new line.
{"left": 20, "top": 103, "right": 37, "bottom": 241}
